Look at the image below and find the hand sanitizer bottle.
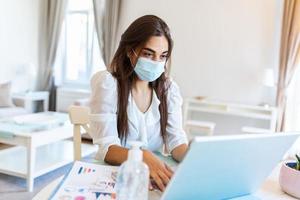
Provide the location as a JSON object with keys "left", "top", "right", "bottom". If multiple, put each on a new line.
{"left": 115, "top": 141, "right": 149, "bottom": 200}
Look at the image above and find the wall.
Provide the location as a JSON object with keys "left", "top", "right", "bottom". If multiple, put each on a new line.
{"left": 0, "top": 0, "right": 40, "bottom": 92}
{"left": 117, "top": 0, "right": 283, "bottom": 106}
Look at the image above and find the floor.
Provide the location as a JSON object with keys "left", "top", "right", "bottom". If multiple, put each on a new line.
{"left": 0, "top": 139, "right": 96, "bottom": 200}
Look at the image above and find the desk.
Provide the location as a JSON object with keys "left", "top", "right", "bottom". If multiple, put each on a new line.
{"left": 33, "top": 163, "right": 297, "bottom": 200}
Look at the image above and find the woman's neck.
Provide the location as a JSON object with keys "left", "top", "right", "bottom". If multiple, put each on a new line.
{"left": 132, "top": 79, "right": 151, "bottom": 94}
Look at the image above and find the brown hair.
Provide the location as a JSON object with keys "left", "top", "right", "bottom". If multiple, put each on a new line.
{"left": 109, "top": 15, "right": 173, "bottom": 144}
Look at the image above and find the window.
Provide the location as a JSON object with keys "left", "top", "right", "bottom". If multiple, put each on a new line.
{"left": 54, "top": 0, "right": 105, "bottom": 87}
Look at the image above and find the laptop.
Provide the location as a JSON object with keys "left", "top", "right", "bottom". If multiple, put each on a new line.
{"left": 161, "top": 132, "right": 300, "bottom": 200}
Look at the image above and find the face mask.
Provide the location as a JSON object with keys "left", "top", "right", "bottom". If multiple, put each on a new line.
{"left": 134, "top": 57, "right": 165, "bottom": 82}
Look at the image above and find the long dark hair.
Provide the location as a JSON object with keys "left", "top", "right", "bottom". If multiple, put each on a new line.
{"left": 109, "top": 15, "right": 173, "bottom": 144}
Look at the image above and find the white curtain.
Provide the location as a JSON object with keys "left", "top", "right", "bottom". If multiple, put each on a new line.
{"left": 37, "top": 0, "right": 68, "bottom": 110}
{"left": 285, "top": 67, "right": 300, "bottom": 131}
{"left": 93, "top": 0, "right": 122, "bottom": 67}
{"left": 276, "top": 0, "right": 300, "bottom": 131}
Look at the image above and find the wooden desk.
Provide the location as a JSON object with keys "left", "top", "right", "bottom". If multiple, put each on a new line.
{"left": 33, "top": 164, "right": 297, "bottom": 200}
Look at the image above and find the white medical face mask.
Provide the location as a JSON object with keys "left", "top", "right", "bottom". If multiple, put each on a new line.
{"left": 133, "top": 55, "right": 165, "bottom": 82}
{"left": 134, "top": 57, "right": 165, "bottom": 82}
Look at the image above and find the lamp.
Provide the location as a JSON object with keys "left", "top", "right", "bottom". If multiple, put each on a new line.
{"left": 14, "top": 62, "right": 37, "bottom": 92}
{"left": 260, "top": 68, "right": 276, "bottom": 107}
{"left": 262, "top": 68, "right": 275, "bottom": 87}
{"left": 26, "top": 62, "right": 37, "bottom": 91}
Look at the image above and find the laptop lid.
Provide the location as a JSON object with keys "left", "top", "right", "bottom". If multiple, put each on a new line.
{"left": 162, "top": 132, "right": 300, "bottom": 200}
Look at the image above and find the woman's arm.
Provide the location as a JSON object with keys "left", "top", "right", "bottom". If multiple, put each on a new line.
{"left": 165, "top": 81, "right": 189, "bottom": 162}
{"left": 105, "top": 145, "right": 173, "bottom": 191}
{"left": 104, "top": 145, "right": 129, "bottom": 165}
{"left": 171, "top": 143, "right": 188, "bottom": 162}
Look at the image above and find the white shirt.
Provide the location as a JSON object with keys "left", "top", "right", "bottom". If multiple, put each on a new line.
{"left": 89, "top": 70, "right": 188, "bottom": 161}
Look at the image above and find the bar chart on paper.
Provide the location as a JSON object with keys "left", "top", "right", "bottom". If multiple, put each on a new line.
{"left": 50, "top": 161, "right": 119, "bottom": 200}
{"left": 77, "top": 166, "right": 96, "bottom": 174}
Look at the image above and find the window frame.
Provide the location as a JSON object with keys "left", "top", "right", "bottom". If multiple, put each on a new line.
{"left": 60, "top": 10, "right": 94, "bottom": 88}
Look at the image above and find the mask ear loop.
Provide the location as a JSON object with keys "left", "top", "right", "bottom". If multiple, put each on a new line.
{"left": 164, "top": 57, "right": 171, "bottom": 77}
{"left": 132, "top": 49, "right": 138, "bottom": 57}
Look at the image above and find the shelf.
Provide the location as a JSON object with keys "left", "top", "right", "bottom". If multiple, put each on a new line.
{"left": 184, "top": 98, "right": 278, "bottom": 133}
{"left": 188, "top": 106, "right": 273, "bottom": 120}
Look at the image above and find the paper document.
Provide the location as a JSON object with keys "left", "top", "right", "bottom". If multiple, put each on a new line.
{"left": 50, "top": 161, "right": 119, "bottom": 200}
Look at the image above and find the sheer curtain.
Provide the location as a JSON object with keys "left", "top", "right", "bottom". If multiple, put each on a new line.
{"left": 37, "top": 0, "right": 68, "bottom": 111}
{"left": 276, "top": 0, "right": 300, "bottom": 131}
{"left": 93, "top": 0, "right": 122, "bottom": 67}
{"left": 285, "top": 66, "right": 300, "bottom": 131}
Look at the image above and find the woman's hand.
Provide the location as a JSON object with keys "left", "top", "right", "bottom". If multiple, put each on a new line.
{"left": 143, "top": 150, "right": 173, "bottom": 192}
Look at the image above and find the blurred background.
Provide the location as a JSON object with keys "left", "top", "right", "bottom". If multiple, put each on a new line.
{"left": 0, "top": 0, "right": 299, "bottom": 134}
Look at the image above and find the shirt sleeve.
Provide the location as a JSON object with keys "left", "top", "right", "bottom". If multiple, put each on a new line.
{"left": 166, "top": 80, "right": 188, "bottom": 153}
{"left": 89, "top": 70, "right": 121, "bottom": 161}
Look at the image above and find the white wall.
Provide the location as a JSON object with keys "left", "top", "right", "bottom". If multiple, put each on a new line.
{"left": 0, "top": 0, "right": 40, "bottom": 92}
{"left": 117, "top": 0, "right": 283, "bottom": 106}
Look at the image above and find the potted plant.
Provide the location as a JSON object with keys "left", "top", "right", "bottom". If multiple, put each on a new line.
{"left": 279, "top": 154, "right": 300, "bottom": 198}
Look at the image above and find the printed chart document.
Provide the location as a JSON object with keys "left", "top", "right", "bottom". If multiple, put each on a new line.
{"left": 50, "top": 161, "right": 119, "bottom": 200}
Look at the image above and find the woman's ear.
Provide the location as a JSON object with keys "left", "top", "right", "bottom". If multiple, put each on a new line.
{"left": 127, "top": 51, "right": 135, "bottom": 67}
{"left": 165, "top": 57, "right": 172, "bottom": 77}
{"left": 127, "top": 51, "right": 132, "bottom": 58}
{"left": 128, "top": 49, "right": 139, "bottom": 67}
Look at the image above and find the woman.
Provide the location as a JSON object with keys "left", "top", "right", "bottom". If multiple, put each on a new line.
{"left": 89, "top": 15, "right": 188, "bottom": 191}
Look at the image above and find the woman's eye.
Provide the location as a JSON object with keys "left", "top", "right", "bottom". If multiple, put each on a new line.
{"left": 143, "top": 52, "right": 153, "bottom": 57}
{"left": 160, "top": 55, "right": 168, "bottom": 60}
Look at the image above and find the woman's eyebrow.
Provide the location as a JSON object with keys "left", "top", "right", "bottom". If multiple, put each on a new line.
{"left": 142, "top": 48, "right": 168, "bottom": 54}
{"left": 142, "top": 48, "right": 156, "bottom": 53}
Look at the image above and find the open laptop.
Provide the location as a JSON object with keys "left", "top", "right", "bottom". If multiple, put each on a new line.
{"left": 161, "top": 132, "right": 300, "bottom": 200}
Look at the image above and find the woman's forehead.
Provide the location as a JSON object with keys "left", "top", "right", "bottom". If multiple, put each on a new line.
{"left": 142, "top": 36, "right": 169, "bottom": 53}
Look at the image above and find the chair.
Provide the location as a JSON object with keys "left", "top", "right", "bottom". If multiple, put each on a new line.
{"left": 72, "top": 98, "right": 92, "bottom": 140}
{"left": 68, "top": 105, "right": 90, "bottom": 161}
